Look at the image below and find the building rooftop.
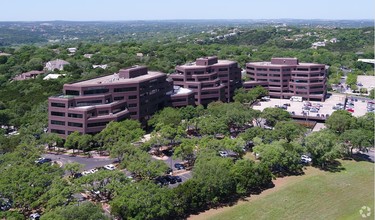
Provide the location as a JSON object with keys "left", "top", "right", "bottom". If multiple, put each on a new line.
{"left": 179, "top": 59, "right": 237, "bottom": 68}
{"left": 70, "top": 71, "right": 165, "bottom": 86}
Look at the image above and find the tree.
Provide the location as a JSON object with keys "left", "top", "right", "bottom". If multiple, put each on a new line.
{"left": 41, "top": 203, "right": 109, "bottom": 220}
{"left": 355, "top": 112, "right": 374, "bottom": 131}
{"left": 148, "top": 107, "right": 182, "bottom": 130}
{"left": 64, "top": 131, "right": 81, "bottom": 154}
{"left": 274, "top": 121, "right": 305, "bottom": 143}
{"left": 96, "top": 120, "right": 144, "bottom": 149}
{"left": 369, "top": 89, "right": 375, "bottom": 99}
{"left": 110, "top": 181, "right": 174, "bottom": 220}
{"left": 340, "top": 129, "right": 373, "bottom": 156}
{"left": 233, "top": 86, "right": 268, "bottom": 104}
{"left": 64, "top": 162, "right": 84, "bottom": 176}
{"left": 0, "top": 145, "right": 63, "bottom": 216}
{"left": 193, "top": 150, "right": 236, "bottom": 205}
{"left": 121, "top": 147, "right": 168, "bottom": 180}
{"left": 261, "top": 107, "right": 290, "bottom": 127}
{"left": 41, "top": 132, "right": 63, "bottom": 151}
{"left": 240, "top": 127, "right": 265, "bottom": 145}
{"left": 326, "top": 110, "right": 356, "bottom": 133}
{"left": 304, "top": 130, "right": 342, "bottom": 169}
{"left": 253, "top": 140, "right": 303, "bottom": 175}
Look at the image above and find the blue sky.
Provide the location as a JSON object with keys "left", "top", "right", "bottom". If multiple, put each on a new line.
{"left": 0, "top": 0, "right": 373, "bottom": 21}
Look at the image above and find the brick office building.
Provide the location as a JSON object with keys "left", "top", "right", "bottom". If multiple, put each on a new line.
{"left": 243, "top": 58, "right": 327, "bottom": 101}
{"left": 48, "top": 66, "right": 193, "bottom": 137}
{"left": 169, "top": 56, "right": 242, "bottom": 105}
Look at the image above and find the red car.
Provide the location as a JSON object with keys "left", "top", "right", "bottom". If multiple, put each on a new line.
{"left": 347, "top": 109, "right": 354, "bottom": 113}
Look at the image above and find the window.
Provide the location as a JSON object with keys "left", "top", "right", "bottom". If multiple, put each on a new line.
{"left": 51, "top": 111, "right": 65, "bottom": 117}
{"left": 218, "top": 74, "right": 228, "bottom": 78}
{"left": 51, "top": 120, "right": 65, "bottom": 126}
{"left": 188, "top": 85, "right": 198, "bottom": 89}
{"left": 87, "top": 121, "right": 109, "bottom": 127}
{"left": 218, "top": 68, "right": 228, "bottom": 72}
{"left": 98, "top": 110, "right": 109, "bottom": 115}
{"left": 257, "top": 73, "right": 267, "bottom": 77}
{"left": 130, "top": 112, "right": 137, "bottom": 115}
{"left": 128, "top": 95, "right": 137, "bottom": 100}
{"left": 114, "top": 96, "right": 124, "bottom": 101}
{"left": 194, "top": 71, "right": 204, "bottom": 75}
{"left": 83, "top": 88, "right": 109, "bottom": 95}
{"left": 173, "top": 78, "right": 184, "bottom": 82}
{"left": 311, "top": 68, "right": 319, "bottom": 71}
{"left": 68, "top": 113, "right": 83, "bottom": 118}
{"left": 296, "top": 68, "right": 308, "bottom": 71}
{"left": 51, "top": 102, "right": 65, "bottom": 108}
{"left": 114, "top": 87, "right": 137, "bottom": 92}
{"left": 128, "top": 103, "right": 137, "bottom": 108}
{"left": 68, "top": 122, "right": 83, "bottom": 127}
{"left": 256, "top": 68, "right": 267, "bottom": 71}
{"left": 65, "top": 90, "right": 79, "bottom": 96}
{"left": 269, "top": 68, "right": 280, "bottom": 72}
{"left": 51, "top": 129, "right": 65, "bottom": 134}
{"left": 247, "top": 67, "right": 255, "bottom": 70}
{"left": 173, "top": 98, "right": 186, "bottom": 102}
{"left": 76, "top": 100, "right": 102, "bottom": 107}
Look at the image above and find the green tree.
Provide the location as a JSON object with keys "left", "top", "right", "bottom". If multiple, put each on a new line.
{"left": 340, "top": 129, "right": 374, "bottom": 156}
{"left": 41, "top": 203, "right": 109, "bottom": 220}
{"left": 304, "top": 130, "right": 342, "bottom": 169}
{"left": 253, "top": 140, "right": 303, "bottom": 175}
{"left": 369, "top": 89, "right": 375, "bottom": 99}
{"left": 261, "top": 107, "right": 290, "bottom": 127}
{"left": 96, "top": 120, "right": 144, "bottom": 149}
{"left": 193, "top": 150, "right": 236, "bottom": 205}
{"left": 274, "top": 121, "right": 305, "bottom": 143}
{"left": 326, "top": 110, "right": 356, "bottom": 133}
{"left": 110, "top": 181, "right": 174, "bottom": 220}
{"left": 64, "top": 162, "right": 84, "bottom": 176}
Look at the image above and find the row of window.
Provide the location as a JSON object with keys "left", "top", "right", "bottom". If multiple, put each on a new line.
{"left": 50, "top": 120, "right": 82, "bottom": 128}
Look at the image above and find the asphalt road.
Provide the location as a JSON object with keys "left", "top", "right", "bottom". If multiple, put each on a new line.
{"left": 43, "top": 153, "right": 115, "bottom": 171}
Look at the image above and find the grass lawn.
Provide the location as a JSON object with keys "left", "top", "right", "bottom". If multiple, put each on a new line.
{"left": 190, "top": 160, "right": 374, "bottom": 220}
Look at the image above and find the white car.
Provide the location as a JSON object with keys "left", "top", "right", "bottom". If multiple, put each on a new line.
{"left": 219, "top": 151, "right": 228, "bottom": 157}
{"left": 104, "top": 164, "right": 116, "bottom": 170}
{"left": 301, "top": 155, "right": 312, "bottom": 163}
{"left": 89, "top": 168, "right": 98, "bottom": 174}
{"left": 82, "top": 170, "right": 91, "bottom": 176}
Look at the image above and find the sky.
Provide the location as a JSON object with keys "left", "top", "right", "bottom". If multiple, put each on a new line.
{"left": 0, "top": 0, "right": 374, "bottom": 21}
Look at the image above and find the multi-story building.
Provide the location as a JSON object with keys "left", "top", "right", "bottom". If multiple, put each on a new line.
{"left": 48, "top": 66, "right": 175, "bottom": 137}
{"left": 169, "top": 56, "right": 242, "bottom": 105}
{"left": 244, "top": 58, "right": 327, "bottom": 101}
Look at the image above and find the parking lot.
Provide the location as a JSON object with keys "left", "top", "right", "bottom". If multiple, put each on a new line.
{"left": 253, "top": 93, "right": 369, "bottom": 119}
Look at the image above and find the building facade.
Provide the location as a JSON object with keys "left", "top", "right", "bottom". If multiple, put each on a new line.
{"left": 244, "top": 58, "right": 327, "bottom": 101}
{"left": 169, "top": 56, "right": 242, "bottom": 105}
{"left": 48, "top": 66, "right": 181, "bottom": 137}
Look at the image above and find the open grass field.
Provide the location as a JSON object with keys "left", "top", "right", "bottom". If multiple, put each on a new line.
{"left": 190, "top": 160, "right": 374, "bottom": 220}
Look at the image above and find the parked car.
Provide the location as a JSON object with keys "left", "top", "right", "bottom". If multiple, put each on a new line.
{"left": 30, "top": 213, "right": 41, "bottom": 220}
{"left": 173, "top": 175, "right": 182, "bottom": 182}
{"left": 35, "top": 157, "right": 52, "bottom": 164}
{"left": 310, "top": 108, "right": 319, "bottom": 113}
{"left": 82, "top": 170, "right": 91, "bottom": 176}
{"left": 165, "top": 175, "right": 177, "bottom": 184}
{"left": 89, "top": 168, "right": 98, "bottom": 174}
{"left": 165, "top": 167, "right": 173, "bottom": 174}
{"left": 155, "top": 176, "right": 169, "bottom": 186}
{"left": 73, "top": 173, "right": 83, "bottom": 178}
{"left": 219, "top": 151, "right": 228, "bottom": 157}
{"left": 104, "top": 164, "right": 116, "bottom": 171}
{"left": 347, "top": 108, "right": 354, "bottom": 113}
{"left": 301, "top": 155, "right": 312, "bottom": 163}
{"left": 174, "top": 163, "right": 185, "bottom": 170}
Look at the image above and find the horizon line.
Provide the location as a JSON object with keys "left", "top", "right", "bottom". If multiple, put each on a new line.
{"left": 0, "top": 18, "right": 373, "bottom": 22}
